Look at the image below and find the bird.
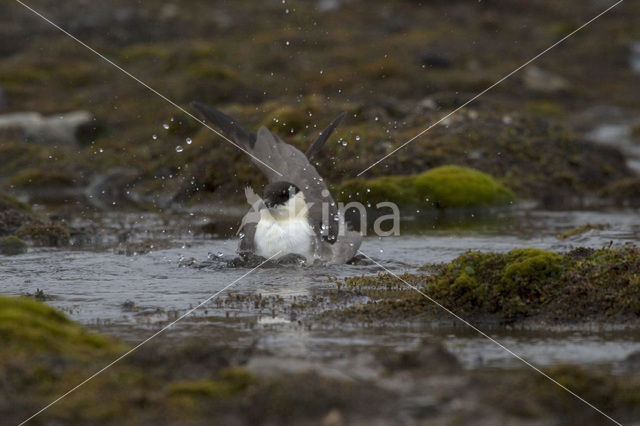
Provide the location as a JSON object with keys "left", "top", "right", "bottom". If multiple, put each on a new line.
{"left": 192, "top": 102, "right": 362, "bottom": 264}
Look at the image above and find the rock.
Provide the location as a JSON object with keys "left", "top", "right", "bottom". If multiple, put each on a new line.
{"left": 573, "top": 106, "right": 640, "bottom": 174}
{"left": 0, "top": 235, "right": 27, "bottom": 256}
{"left": 321, "top": 409, "right": 344, "bottom": 426}
{"left": 630, "top": 41, "right": 640, "bottom": 73}
{"left": 523, "top": 66, "right": 569, "bottom": 93}
{"left": 84, "top": 168, "right": 141, "bottom": 209}
{"left": 377, "top": 342, "right": 461, "bottom": 375}
{"left": 0, "top": 111, "right": 95, "bottom": 146}
{"left": 0, "top": 86, "right": 6, "bottom": 110}
{"left": 317, "top": 0, "right": 341, "bottom": 13}
{"left": 419, "top": 50, "right": 453, "bottom": 68}
{"left": 622, "top": 350, "right": 640, "bottom": 371}
{"left": 0, "top": 209, "right": 37, "bottom": 237}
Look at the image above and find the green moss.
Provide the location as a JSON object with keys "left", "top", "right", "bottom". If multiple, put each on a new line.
{"left": 169, "top": 380, "right": 233, "bottom": 398}
{"left": 337, "top": 165, "right": 514, "bottom": 209}
{"left": 526, "top": 100, "right": 567, "bottom": 117}
{"left": 336, "top": 247, "right": 640, "bottom": 322}
{"left": 556, "top": 223, "right": 607, "bottom": 239}
{"left": 0, "top": 193, "right": 30, "bottom": 212}
{"left": 0, "top": 295, "right": 120, "bottom": 355}
{"left": 0, "top": 65, "right": 50, "bottom": 86}
{"left": 168, "top": 368, "right": 254, "bottom": 399}
{"left": 186, "top": 62, "right": 237, "bottom": 81}
{"left": 361, "top": 57, "right": 402, "bottom": 80}
{"left": 10, "top": 168, "right": 77, "bottom": 187}
{"left": 0, "top": 235, "right": 28, "bottom": 255}
{"left": 118, "top": 43, "right": 174, "bottom": 61}
{"left": 16, "top": 223, "right": 70, "bottom": 247}
{"left": 261, "top": 105, "right": 309, "bottom": 134}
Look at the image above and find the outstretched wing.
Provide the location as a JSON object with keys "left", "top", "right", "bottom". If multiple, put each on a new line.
{"left": 305, "top": 111, "right": 346, "bottom": 161}
{"left": 192, "top": 102, "right": 256, "bottom": 148}
{"left": 192, "top": 102, "right": 343, "bottom": 243}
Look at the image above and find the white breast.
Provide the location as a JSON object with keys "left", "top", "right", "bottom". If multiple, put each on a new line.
{"left": 254, "top": 216, "right": 315, "bottom": 261}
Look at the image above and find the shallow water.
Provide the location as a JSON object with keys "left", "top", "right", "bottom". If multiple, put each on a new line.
{"left": 1, "top": 207, "right": 639, "bottom": 370}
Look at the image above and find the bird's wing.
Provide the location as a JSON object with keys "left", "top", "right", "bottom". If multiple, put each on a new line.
{"left": 192, "top": 102, "right": 344, "bottom": 242}
{"left": 305, "top": 111, "right": 346, "bottom": 161}
{"left": 192, "top": 102, "right": 256, "bottom": 148}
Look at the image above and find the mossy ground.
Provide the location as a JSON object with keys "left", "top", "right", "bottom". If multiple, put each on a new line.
{"left": 0, "top": 295, "right": 397, "bottom": 425}
{"left": 3, "top": 294, "right": 640, "bottom": 425}
{"left": 0, "top": 1, "right": 638, "bottom": 207}
{"left": 330, "top": 247, "right": 640, "bottom": 323}
{"left": 337, "top": 165, "right": 514, "bottom": 208}
{"left": 15, "top": 222, "right": 70, "bottom": 246}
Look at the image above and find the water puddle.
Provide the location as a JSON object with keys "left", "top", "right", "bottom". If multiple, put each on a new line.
{"left": 1, "top": 207, "right": 639, "bottom": 370}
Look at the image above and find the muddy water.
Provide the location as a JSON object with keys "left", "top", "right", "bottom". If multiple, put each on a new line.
{"left": 1, "top": 207, "right": 639, "bottom": 370}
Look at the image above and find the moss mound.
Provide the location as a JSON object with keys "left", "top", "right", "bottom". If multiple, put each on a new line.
{"left": 16, "top": 223, "right": 70, "bottom": 246}
{"left": 430, "top": 246, "right": 640, "bottom": 320}
{"left": 0, "top": 295, "right": 118, "bottom": 355}
{"left": 337, "top": 165, "right": 514, "bottom": 208}
{"left": 341, "top": 247, "right": 640, "bottom": 322}
{"left": 429, "top": 248, "right": 563, "bottom": 318}
{"left": 0, "top": 235, "right": 28, "bottom": 255}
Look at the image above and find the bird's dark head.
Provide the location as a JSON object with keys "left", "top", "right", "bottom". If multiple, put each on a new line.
{"left": 262, "top": 181, "right": 302, "bottom": 208}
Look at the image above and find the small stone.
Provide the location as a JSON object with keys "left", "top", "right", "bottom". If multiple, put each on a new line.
{"left": 0, "top": 86, "right": 7, "bottom": 110}
{"left": 321, "top": 409, "right": 344, "bottom": 426}
{"left": 523, "top": 66, "right": 569, "bottom": 93}
{"left": 420, "top": 50, "right": 453, "bottom": 68}
{"left": 0, "top": 111, "right": 95, "bottom": 146}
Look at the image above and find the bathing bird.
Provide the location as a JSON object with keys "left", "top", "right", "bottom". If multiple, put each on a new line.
{"left": 192, "top": 102, "right": 361, "bottom": 264}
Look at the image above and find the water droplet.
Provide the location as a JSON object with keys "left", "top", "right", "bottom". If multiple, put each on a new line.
{"left": 341, "top": 141, "right": 348, "bottom": 146}
{"left": 366, "top": 188, "right": 371, "bottom": 193}
{"left": 163, "top": 123, "right": 170, "bottom": 130}
{"left": 99, "top": 148, "right": 104, "bottom": 153}
{"left": 186, "top": 137, "right": 192, "bottom": 145}
{"left": 379, "top": 249, "right": 384, "bottom": 253}
{"left": 355, "top": 135, "right": 361, "bottom": 141}
{"left": 176, "top": 146, "right": 184, "bottom": 153}
{"left": 152, "top": 134, "right": 158, "bottom": 140}
{"left": 285, "top": 41, "right": 290, "bottom": 46}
